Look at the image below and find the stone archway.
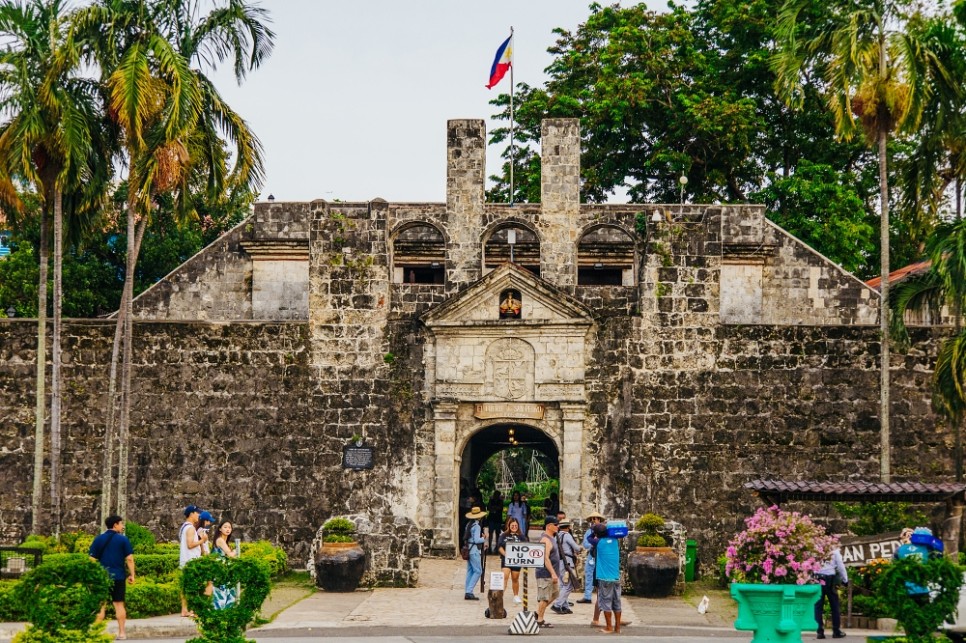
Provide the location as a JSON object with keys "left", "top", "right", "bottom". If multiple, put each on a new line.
{"left": 457, "top": 423, "right": 560, "bottom": 540}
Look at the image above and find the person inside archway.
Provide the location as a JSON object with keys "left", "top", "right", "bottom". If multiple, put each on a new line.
{"left": 508, "top": 491, "right": 529, "bottom": 538}
{"left": 486, "top": 490, "right": 504, "bottom": 553}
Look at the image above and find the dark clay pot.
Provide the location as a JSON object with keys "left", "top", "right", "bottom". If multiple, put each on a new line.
{"left": 626, "top": 547, "right": 679, "bottom": 597}
{"left": 315, "top": 542, "right": 366, "bottom": 592}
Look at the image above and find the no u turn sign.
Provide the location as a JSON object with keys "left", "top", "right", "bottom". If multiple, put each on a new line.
{"left": 504, "top": 542, "right": 547, "bottom": 568}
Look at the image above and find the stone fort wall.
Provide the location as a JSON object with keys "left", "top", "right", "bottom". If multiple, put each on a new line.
{"left": 0, "top": 118, "right": 955, "bottom": 581}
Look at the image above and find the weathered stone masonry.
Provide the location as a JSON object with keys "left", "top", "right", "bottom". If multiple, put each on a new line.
{"left": 0, "top": 118, "right": 955, "bottom": 583}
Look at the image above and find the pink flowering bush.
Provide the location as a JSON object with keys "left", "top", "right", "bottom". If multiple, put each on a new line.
{"left": 725, "top": 505, "right": 838, "bottom": 585}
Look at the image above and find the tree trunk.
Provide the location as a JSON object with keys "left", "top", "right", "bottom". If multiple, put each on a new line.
{"left": 100, "top": 300, "right": 124, "bottom": 526}
{"left": 116, "top": 187, "right": 147, "bottom": 519}
{"left": 31, "top": 209, "right": 49, "bottom": 535}
{"left": 877, "top": 21, "right": 891, "bottom": 483}
{"left": 50, "top": 188, "right": 63, "bottom": 536}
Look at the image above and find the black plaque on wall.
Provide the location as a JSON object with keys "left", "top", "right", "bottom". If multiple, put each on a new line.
{"left": 342, "top": 444, "right": 375, "bottom": 471}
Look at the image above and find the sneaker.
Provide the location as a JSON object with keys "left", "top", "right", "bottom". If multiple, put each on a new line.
{"left": 550, "top": 605, "right": 563, "bottom": 614}
{"left": 464, "top": 593, "right": 479, "bottom": 600}
{"left": 560, "top": 607, "right": 574, "bottom": 614}
{"left": 817, "top": 634, "right": 826, "bottom": 640}
{"left": 832, "top": 633, "right": 846, "bottom": 639}
{"left": 576, "top": 598, "right": 593, "bottom": 604}
{"left": 513, "top": 595, "right": 522, "bottom": 604}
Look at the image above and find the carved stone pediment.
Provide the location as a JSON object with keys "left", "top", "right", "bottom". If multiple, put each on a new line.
{"left": 422, "top": 264, "right": 593, "bottom": 403}
{"left": 422, "top": 263, "right": 594, "bottom": 328}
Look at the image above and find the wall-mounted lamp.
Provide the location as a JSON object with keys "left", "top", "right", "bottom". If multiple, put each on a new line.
{"left": 679, "top": 174, "right": 688, "bottom": 204}
{"left": 651, "top": 211, "right": 662, "bottom": 224}
{"left": 5, "top": 306, "right": 14, "bottom": 318}
{"left": 267, "top": 194, "right": 275, "bottom": 202}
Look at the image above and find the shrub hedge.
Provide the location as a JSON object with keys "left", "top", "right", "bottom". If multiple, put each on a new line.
{"left": 0, "top": 580, "right": 27, "bottom": 621}
{"left": 240, "top": 541, "right": 287, "bottom": 578}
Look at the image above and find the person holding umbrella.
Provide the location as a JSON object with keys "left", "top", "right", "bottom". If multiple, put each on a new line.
{"left": 463, "top": 506, "right": 488, "bottom": 600}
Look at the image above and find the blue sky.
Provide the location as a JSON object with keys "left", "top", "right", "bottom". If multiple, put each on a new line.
{"left": 210, "top": 1, "right": 661, "bottom": 203}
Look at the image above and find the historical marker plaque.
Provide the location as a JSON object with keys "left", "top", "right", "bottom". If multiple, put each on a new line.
{"left": 342, "top": 444, "right": 374, "bottom": 471}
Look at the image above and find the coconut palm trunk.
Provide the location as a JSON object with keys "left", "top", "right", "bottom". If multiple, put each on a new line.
{"left": 31, "top": 209, "right": 48, "bottom": 536}
{"left": 50, "top": 187, "right": 63, "bottom": 534}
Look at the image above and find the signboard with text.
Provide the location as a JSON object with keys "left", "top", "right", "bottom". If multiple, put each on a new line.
{"left": 504, "top": 542, "right": 547, "bottom": 568}
{"left": 839, "top": 531, "right": 902, "bottom": 567}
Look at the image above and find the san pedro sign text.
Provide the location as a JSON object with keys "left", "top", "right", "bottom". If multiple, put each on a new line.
{"left": 504, "top": 542, "right": 546, "bottom": 568}
{"left": 839, "top": 532, "right": 902, "bottom": 567}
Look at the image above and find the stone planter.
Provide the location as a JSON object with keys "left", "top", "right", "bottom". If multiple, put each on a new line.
{"left": 315, "top": 541, "right": 366, "bottom": 592}
{"left": 730, "top": 582, "right": 821, "bottom": 642}
{"left": 626, "top": 546, "right": 679, "bottom": 597}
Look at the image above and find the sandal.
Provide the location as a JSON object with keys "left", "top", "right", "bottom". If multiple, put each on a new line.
{"left": 538, "top": 621, "right": 554, "bottom": 628}
{"left": 181, "top": 611, "right": 196, "bottom": 618}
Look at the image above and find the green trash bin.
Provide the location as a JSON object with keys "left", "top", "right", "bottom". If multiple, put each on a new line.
{"left": 685, "top": 539, "right": 697, "bottom": 582}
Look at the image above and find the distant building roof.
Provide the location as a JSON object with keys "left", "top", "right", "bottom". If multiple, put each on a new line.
{"left": 745, "top": 479, "right": 966, "bottom": 504}
{"left": 866, "top": 260, "right": 932, "bottom": 291}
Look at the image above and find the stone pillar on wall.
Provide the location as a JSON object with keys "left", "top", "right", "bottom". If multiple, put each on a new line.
{"left": 539, "top": 119, "right": 581, "bottom": 289}
{"left": 445, "top": 120, "right": 485, "bottom": 293}
{"left": 430, "top": 401, "right": 459, "bottom": 555}
{"left": 560, "top": 402, "right": 589, "bottom": 519}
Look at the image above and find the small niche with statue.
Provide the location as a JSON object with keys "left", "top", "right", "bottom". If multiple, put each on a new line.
{"left": 499, "top": 289, "right": 522, "bottom": 319}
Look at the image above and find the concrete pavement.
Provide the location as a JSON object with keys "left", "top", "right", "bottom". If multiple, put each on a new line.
{"left": 0, "top": 557, "right": 888, "bottom": 641}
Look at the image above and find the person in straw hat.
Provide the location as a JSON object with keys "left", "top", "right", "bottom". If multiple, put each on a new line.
{"left": 578, "top": 511, "right": 606, "bottom": 604}
{"left": 463, "top": 505, "right": 488, "bottom": 600}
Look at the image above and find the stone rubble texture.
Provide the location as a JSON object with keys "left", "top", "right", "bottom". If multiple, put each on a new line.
{"left": 0, "top": 119, "right": 954, "bottom": 586}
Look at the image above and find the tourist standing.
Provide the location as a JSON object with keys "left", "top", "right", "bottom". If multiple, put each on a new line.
{"left": 507, "top": 491, "right": 529, "bottom": 538}
{"left": 551, "top": 519, "right": 580, "bottom": 615}
{"left": 578, "top": 511, "right": 605, "bottom": 603}
{"left": 198, "top": 511, "right": 215, "bottom": 555}
{"left": 486, "top": 491, "right": 504, "bottom": 553}
{"left": 179, "top": 505, "right": 208, "bottom": 617}
{"left": 814, "top": 547, "right": 848, "bottom": 639}
{"left": 463, "top": 506, "right": 487, "bottom": 600}
{"left": 90, "top": 515, "right": 135, "bottom": 640}
{"left": 594, "top": 522, "right": 622, "bottom": 634}
{"left": 212, "top": 520, "right": 239, "bottom": 609}
{"left": 498, "top": 517, "right": 527, "bottom": 604}
{"left": 535, "top": 516, "right": 560, "bottom": 628}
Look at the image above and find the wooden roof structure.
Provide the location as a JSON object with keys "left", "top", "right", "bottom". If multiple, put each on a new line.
{"left": 745, "top": 479, "right": 966, "bottom": 506}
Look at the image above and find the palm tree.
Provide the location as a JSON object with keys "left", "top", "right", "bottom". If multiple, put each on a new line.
{"left": 773, "top": 0, "right": 959, "bottom": 482}
{"left": 891, "top": 219, "right": 966, "bottom": 480}
{"left": 73, "top": 0, "right": 272, "bottom": 519}
{"left": 0, "top": 0, "right": 108, "bottom": 534}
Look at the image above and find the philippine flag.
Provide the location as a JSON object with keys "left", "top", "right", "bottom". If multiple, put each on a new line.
{"left": 486, "top": 34, "right": 513, "bottom": 89}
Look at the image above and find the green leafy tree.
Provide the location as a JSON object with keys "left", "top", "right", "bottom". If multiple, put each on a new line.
{"left": 752, "top": 161, "right": 876, "bottom": 274}
{"left": 833, "top": 501, "right": 928, "bottom": 536}
{"left": 0, "top": 0, "right": 110, "bottom": 533}
{"left": 774, "top": 0, "right": 960, "bottom": 482}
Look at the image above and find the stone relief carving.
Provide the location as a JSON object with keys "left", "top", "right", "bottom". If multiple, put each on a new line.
{"left": 485, "top": 338, "right": 535, "bottom": 400}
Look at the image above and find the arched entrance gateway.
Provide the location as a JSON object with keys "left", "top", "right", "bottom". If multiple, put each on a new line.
{"left": 421, "top": 263, "right": 596, "bottom": 554}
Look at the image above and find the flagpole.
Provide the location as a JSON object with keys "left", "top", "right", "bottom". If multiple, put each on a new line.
{"left": 509, "top": 26, "right": 515, "bottom": 206}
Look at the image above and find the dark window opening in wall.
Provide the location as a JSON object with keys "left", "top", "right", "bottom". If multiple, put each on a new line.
{"left": 401, "top": 264, "right": 445, "bottom": 284}
{"left": 393, "top": 223, "right": 445, "bottom": 284}
{"left": 485, "top": 224, "right": 540, "bottom": 276}
{"left": 578, "top": 266, "right": 624, "bottom": 285}
{"left": 577, "top": 226, "right": 635, "bottom": 286}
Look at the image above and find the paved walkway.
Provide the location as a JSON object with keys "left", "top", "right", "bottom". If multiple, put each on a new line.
{"left": 0, "top": 557, "right": 887, "bottom": 640}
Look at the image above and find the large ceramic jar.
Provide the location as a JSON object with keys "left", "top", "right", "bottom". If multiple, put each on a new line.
{"left": 315, "top": 541, "right": 366, "bottom": 592}
{"left": 626, "top": 546, "right": 679, "bottom": 597}
{"left": 730, "top": 582, "right": 821, "bottom": 643}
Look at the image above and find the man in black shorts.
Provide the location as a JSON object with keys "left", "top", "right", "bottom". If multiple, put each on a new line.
{"left": 89, "top": 515, "right": 136, "bottom": 639}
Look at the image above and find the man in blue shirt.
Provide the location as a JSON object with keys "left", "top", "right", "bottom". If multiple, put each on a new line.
{"left": 593, "top": 522, "right": 622, "bottom": 634}
{"left": 814, "top": 548, "right": 848, "bottom": 639}
{"left": 90, "top": 515, "right": 136, "bottom": 639}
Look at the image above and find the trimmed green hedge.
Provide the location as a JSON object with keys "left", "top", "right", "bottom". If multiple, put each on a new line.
{"left": 123, "top": 579, "right": 181, "bottom": 619}
{"left": 0, "top": 580, "right": 28, "bottom": 621}
{"left": 132, "top": 554, "right": 179, "bottom": 582}
{"left": 240, "top": 541, "right": 287, "bottom": 578}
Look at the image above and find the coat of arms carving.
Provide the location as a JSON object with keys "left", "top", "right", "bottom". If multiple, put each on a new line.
{"left": 485, "top": 338, "right": 534, "bottom": 400}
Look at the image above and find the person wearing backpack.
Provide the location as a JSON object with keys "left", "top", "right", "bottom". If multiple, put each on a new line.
{"left": 463, "top": 506, "right": 487, "bottom": 600}
{"left": 90, "top": 515, "right": 135, "bottom": 640}
{"left": 551, "top": 519, "right": 580, "bottom": 615}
